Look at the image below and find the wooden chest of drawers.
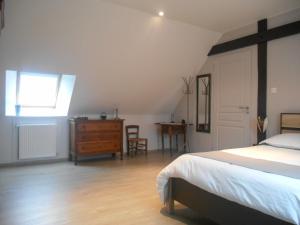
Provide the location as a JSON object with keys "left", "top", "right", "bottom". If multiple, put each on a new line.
{"left": 69, "top": 119, "right": 124, "bottom": 165}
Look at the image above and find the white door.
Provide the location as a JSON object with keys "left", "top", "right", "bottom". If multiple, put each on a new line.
{"left": 213, "top": 50, "right": 253, "bottom": 150}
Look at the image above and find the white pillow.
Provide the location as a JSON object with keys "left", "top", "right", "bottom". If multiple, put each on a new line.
{"left": 260, "top": 133, "right": 300, "bottom": 150}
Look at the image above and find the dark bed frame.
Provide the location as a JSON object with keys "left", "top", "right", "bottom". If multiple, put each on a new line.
{"left": 167, "top": 178, "right": 292, "bottom": 225}
{"left": 166, "top": 113, "right": 300, "bottom": 225}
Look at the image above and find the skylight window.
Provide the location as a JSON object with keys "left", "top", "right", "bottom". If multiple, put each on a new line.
{"left": 5, "top": 70, "right": 76, "bottom": 117}
{"left": 18, "top": 72, "right": 60, "bottom": 107}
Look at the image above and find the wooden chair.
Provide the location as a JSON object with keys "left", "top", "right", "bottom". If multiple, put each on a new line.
{"left": 125, "top": 125, "right": 148, "bottom": 156}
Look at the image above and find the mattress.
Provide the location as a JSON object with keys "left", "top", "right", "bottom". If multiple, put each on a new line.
{"left": 157, "top": 145, "right": 300, "bottom": 225}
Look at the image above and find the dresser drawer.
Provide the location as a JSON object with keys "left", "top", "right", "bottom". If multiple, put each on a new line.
{"left": 77, "top": 141, "right": 120, "bottom": 153}
{"left": 77, "top": 122, "right": 121, "bottom": 132}
{"left": 77, "top": 132, "right": 120, "bottom": 142}
{"left": 69, "top": 119, "right": 124, "bottom": 164}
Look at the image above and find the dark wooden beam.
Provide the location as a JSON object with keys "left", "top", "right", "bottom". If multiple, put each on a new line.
{"left": 208, "top": 20, "right": 300, "bottom": 56}
{"left": 257, "top": 19, "right": 267, "bottom": 143}
{"left": 267, "top": 20, "right": 300, "bottom": 42}
{"left": 208, "top": 33, "right": 259, "bottom": 56}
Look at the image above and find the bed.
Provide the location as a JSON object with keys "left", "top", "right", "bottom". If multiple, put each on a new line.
{"left": 157, "top": 113, "right": 300, "bottom": 225}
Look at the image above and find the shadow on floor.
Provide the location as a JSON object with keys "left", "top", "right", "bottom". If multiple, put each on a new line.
{"left": 160, "top": 206, "right": 219, "bottom": 225}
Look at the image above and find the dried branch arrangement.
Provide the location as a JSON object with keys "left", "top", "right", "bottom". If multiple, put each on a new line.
{"left": 257, "top": 116, "right": 268, "bottom": 133}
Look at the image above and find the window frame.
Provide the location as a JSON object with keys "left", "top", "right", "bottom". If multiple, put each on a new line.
{"left": 5, "top": 70, "right": 76, "bottom": 117}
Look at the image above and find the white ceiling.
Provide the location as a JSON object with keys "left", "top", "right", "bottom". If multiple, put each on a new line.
{"left": 106, "top": 0, "right": 300, "bottom": 32}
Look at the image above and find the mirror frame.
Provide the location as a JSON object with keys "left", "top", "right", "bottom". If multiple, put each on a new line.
{"left": 196, "top": 74, "right": 211, "bottom": 133}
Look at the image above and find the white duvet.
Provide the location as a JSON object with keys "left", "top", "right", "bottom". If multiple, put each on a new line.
{"left": 157, "top": 145, "right": 300, "bottom": 225}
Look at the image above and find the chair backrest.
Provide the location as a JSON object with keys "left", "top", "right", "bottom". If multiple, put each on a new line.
{"left": 125, "top": 125, "right": 139, "bottom": 139}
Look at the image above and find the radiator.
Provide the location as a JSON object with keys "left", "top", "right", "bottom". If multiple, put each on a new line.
{"left": 18, "top": 124, "right": 57, "bottom": 160}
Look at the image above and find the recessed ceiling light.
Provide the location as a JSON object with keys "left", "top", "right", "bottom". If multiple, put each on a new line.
{"left": 158, "top": 11, "right": 164, "bottom": 17}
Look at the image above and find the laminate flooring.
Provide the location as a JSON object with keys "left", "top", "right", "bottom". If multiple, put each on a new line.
{"left": 0, "top": 151, "right": 217, "bottom": 225}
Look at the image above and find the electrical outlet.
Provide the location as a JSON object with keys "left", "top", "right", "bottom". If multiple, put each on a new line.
{"left": 271, "top": 87, "right": 277, "bottom": 94}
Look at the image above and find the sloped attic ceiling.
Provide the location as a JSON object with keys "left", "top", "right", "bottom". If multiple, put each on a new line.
{"left": 0, "top": 0, "right": 220, "bottom": 115}
{"left": 106, "top": 0, "right": 300, "bottom": 33}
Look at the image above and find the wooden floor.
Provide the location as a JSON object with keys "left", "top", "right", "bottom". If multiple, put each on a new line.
{"left": 0, "top": 151, "right": 217, "bottom": 225}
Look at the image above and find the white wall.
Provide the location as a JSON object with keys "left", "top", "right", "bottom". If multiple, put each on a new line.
{"left": 0, "top": 0, "right": 220, "bottom": 115}
{"left": 174, "top": 9, "right": 300, "bottom": 152}
{"left": 0, "top": 114, "right": 170, "bottom": 164}
{"left": 1, "top": 117, "right": 70, "bottom": 164}
{"left": 267, "top": 35, "right": 300, "bottom": 136}
{"left": 0, "top": 0, "right": 220, "bottom": 164}
{"left": 122, "top": 114, "right": 170, "bottom": 151}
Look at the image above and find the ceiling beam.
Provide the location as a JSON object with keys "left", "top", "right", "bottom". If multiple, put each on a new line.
{"left": 208, "top": 20, "right": 300, "bottom": 56}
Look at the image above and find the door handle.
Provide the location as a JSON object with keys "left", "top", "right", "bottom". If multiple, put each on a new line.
{"left": 238, "top": 106, "right": 249, "bottom": 114}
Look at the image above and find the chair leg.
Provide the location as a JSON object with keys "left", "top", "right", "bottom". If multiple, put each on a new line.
{"left": 129, "top": 142, "right": 134, "bottom": 157}
{"left": 145, "top": 139, "right": 148, "bottom": 155}
{"left": 135, "top": 142, "right": 138, "bottom": 155}
{"left": 127, "top": 141, "right": 129, "bottom": 156}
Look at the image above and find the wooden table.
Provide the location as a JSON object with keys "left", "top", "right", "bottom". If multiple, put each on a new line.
{"left": 156, "top": 123, "right": 187, "bottom": 156}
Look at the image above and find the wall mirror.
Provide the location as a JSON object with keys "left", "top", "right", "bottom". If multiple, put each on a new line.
{"left": 196, "top": 74, "right": 211, "bottom": 133}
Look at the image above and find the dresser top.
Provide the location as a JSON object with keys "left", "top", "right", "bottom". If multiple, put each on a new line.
{"left": 69, "top": 118, "right": 124, "bottom": 122}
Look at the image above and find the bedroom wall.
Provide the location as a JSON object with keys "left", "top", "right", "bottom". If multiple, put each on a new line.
{"left": 267, "top": 35, "right": 300, "bottom": 136}
{"left": 0, "top": 0, "right": 220, "bottom": 115}
{"left": 174, "top": 9, "right": 300, "bottom": 152}
{"left": 0, "top": 0, "right": 220, "bottom": 164}
{"left": 0, "top": 114, "right": 169, "bottom": 164}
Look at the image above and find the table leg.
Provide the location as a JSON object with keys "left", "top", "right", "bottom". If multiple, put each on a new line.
{"left": 161, "top": 129, "right": 165, "bottom": 153}
{"left": 176, "top": 134, "right": 178, "bottom": 152}
{"left": 68, "top": 152, "right": 72, "bottom": 161}
{"left": 183, "top": 128, "right": 187, "bottom": 153}
{"left": 74, "top": 155, "right": 78, "bottom": 166}
{"left": 169, "top": 127, "right": 172, "bottom": 156}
